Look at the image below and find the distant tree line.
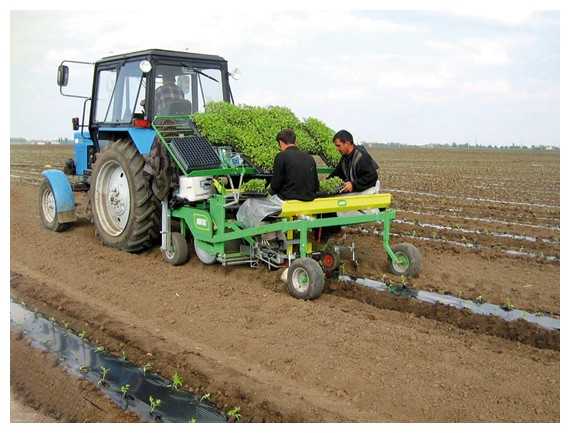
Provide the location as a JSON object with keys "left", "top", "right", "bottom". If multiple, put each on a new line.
{"left": 362, "top": 141, "right": 559, "bottom": 152}
{"left": 10, "top": 137, "right": 74, "bottom": 145}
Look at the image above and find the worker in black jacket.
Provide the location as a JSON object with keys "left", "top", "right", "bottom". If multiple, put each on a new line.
{"left": 270, "top": 128, "right": 319, "bottom": 201}
{"left": 329, "top": 129, "right": 379, "bottom": 194}
{"left": 237, "top": 129, "right": 318, "bottom": 228}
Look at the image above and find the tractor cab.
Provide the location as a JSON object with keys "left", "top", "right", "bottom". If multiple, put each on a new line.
{"left": 90, "top": 49, "right": 233, "bottom": 127}
{"left": 57, "top": 49, "right": 236, "bottom": 175}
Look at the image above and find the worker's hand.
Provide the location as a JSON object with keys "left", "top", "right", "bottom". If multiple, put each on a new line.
{"left": 341, "top": 181, "right": 353, "bottom": 193}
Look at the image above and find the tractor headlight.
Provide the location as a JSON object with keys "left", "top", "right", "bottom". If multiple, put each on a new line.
{"left": 139, "top": 60, "right": 152, "bottom": 73}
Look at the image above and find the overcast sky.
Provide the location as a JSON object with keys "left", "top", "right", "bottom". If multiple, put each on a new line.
{"left": 10, "top": 10, "right": 559, "bottom": 146}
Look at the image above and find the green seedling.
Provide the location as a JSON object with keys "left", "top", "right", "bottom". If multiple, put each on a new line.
{"left": 78, "top": 330, "right": 87, "bottom": 340}
{"left": 199, "top": 393, "right": 211, "bottom": 402}
{"left": 501, "top": 298, "right": 515, "bottom": 311}
{"left": 63, "top": 321, "right": 70, "bottom": 329}
{"left": 142, "top": 362, "right": 152, "bottom": 376}
{"left": 149, "top": 395, "right": 161, "bottom": 414}
{"left": 79, "top": 365, "right": 90, "bottom": 374}
{"left": 95, "top": 346, "right": 105, "bottom": 353}
{"left": 120, "top": 384, "right": 130, "bottom": 399}
{"left": 49, "top": 316, "right": 56, "bottom": 322}
{"left": 190, "top": 417, "right": 197, "bottom": 423}
{"left": 319, "top": 177, "right": 344, "bottom": 194}
{"left": 170, "top": 372, "right": 183, "bottom": 391}
{"left": 98, "top": 366, "right": 110, "bottom": 386}
{"left": 474, "top": 295, "right": 486, "bottom": 305}
{"left": 240, "top": 178, "right": 268, "bottom": 194}
{"left": 227, "top": 406, "right": 241, "bottom": 422}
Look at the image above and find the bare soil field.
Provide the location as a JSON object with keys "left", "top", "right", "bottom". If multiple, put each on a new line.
{"left": 10, "top": 144, "right": 560, "bottom": 421}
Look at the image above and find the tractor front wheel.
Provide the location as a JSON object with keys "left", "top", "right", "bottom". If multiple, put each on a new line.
{"left": 38, "top": 179, "right": 71, "bottom": 232}
{"left": 90, "top": 140, "right": 159, "bottom": 252}
{"left": 287, "top": 257, "right": 325, "bottom": 300}
{"left": 388, "top": 243, "right": 422, "bottom": 277}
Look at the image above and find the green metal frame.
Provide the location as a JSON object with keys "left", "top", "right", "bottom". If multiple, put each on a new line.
{"left": 171, "top": 195, "right": 400, "bottom": 262}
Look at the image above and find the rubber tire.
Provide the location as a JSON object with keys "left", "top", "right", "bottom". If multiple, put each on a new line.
{"left": 287, "top": 257, "right": 325, "bottom": 300}
{"left": 388, "top": 243, "right": 422, "bottom": 277}
{"left": 162, "top": 232, "right": 190, "bottom": 266}
{"left": 38, "top": 179, "right": 71, "bottom": 232}
{"left": 90, "top": 140, "right": 160, "bottom": 252}
{"left": 194, "top": 238, "right": 217, "bottom": 265}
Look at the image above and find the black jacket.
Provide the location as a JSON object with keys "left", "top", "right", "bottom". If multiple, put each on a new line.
{"left": 270, "top": 146, "right": 319, "bottom": 201}
{"left": 329, "top": 146, "right": 378, "bottom": 192}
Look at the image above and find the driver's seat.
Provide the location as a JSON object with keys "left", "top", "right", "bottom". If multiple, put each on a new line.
{"left": 163, "top": 99, "right": 192, "bottom": 115}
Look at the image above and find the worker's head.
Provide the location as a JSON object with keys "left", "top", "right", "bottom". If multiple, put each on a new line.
{"left": 276, "top": 129, "right": 296, "bottom": 151}
{"left": 163, "top": 70, "right": 177, "bottom": 85}
{"left": 333, "top": 130, "right": 355, "bottom": 155}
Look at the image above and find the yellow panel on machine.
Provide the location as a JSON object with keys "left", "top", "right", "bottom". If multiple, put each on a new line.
{"left": 280, "top": 193, "right": 392, "bottom": 217}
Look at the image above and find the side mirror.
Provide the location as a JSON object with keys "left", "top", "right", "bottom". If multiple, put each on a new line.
{"left": 72, "top": 117, "right": 80, "bottom": 131}
{"left": 177, "top": 75, "right": 190, "bottom": 94}
{"left": 57, "top": 65, "right": 69, "bottom": 87}
{"left": 229, "top": 67, "right": 241, "bottom": 81}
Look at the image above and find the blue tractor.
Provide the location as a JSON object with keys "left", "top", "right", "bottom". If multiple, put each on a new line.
{"left": 40, "top": 49, "right": 237, "bottom": 252}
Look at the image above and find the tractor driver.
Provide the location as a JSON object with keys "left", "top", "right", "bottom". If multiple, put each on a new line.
{"left": 236, "top": 128, "right": 319, "bottom": 228}
{"left": 329, "top": 129, "right": 380, "bottom": 195}
{"left": 155, "top": 70, "right": 186, "bottom": 115}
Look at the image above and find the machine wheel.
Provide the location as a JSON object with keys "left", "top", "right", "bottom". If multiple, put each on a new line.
{"left": 388, "top": 243, "right": 422, "bottom": 277}
{"left": 90, "top": 140, "right": 160, "bottom": 252}
{"left": 287, "top": 257, "right": 325, "bottom": 300}
{"left": 162, "top": 232, "right": 190, "bottom": 266}
{"left": 320, "top": 248, "right": 341, "bottom": 273}
{"left": 194, "top": 238, "right": 217, "bottom": 264}
{"left": 38, "top": 179, "right": 71, "bottom": 232}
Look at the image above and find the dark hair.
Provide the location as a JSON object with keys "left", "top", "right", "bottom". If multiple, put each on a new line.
{"left": 276, "top": 128, "right": 296, "bottom": 145}
{"left": 333, "top": 130, "right": 354, "bottom": 144}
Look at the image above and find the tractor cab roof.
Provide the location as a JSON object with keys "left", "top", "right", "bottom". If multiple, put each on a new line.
{"left": 97, "top": 49, "right": 227, "bottom": 65}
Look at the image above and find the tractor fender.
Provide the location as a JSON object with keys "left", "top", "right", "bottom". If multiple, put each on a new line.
{"left": 41, "top": 169, "right": 76, "bottom": 223}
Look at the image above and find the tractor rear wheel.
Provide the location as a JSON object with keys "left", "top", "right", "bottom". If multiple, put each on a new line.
{"left": 90, "top": 140, "right": 159, "bottom": 252}
{"left": 388, "top": 243, "right": 422, "bottom": 277}
{"left": 287, "top": 257, "right": 325, "bottom": 300}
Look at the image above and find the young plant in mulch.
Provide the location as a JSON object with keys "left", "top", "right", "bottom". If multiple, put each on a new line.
{"left": 474, "top": 295, "right": 486, "bottom": 305}
{"left": 142, "top": 362, "right": 152, "bottom": 376}
{"left": 95, "top": 346, "right": 105, "bottom": 353}
{"left": 227, "top": 406, "right": 241, "bottom": 422}
{"left": 501, "top": 298, "right": 515, "bottom": 311}
{"left": 149, "top": 395, "right": 162, "bottom": 417}
{"left": 79, "top": 365, "right": 90, "bottom": 374}
{"left": 119, "top": 384, "right": 131, "bottom": 400}
{"left": 78, "top": 329, "right": 87, "bottom": 340}
{"left": 169, "top": 372, "right": 183, "bottom": 391}
{"left": 98, "top": 366, "right": 110, "bottom": 386}
{"left": 199, "top": 393, "right": 211, "bottom": 403}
